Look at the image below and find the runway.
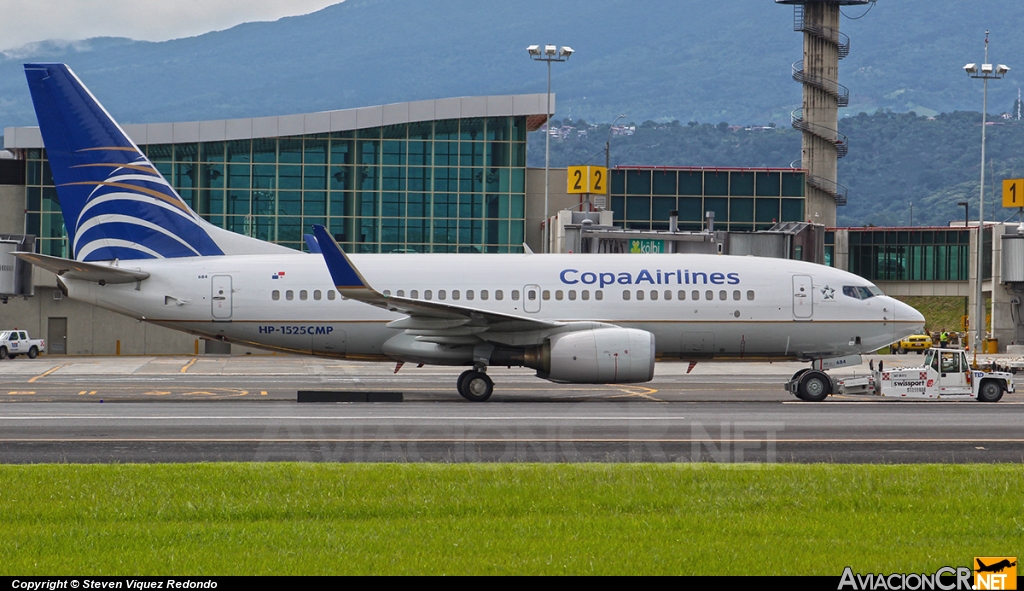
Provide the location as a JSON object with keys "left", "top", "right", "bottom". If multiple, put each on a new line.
{"left": 1, "top": 355, "right": 1022, "bottom": 463}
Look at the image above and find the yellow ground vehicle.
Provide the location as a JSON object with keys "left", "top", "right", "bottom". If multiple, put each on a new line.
{"left": 893, "top": 334, "right": 932, "bottom": 354}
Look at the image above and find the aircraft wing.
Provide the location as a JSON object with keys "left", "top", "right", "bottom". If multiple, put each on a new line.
{"left": 12, "top": 252, "right": 150, "bottom": 284}
{"left": 312, "top": 225, "right": 563, "bottom": 335}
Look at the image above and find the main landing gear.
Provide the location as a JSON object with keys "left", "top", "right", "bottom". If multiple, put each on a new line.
{"left": 457, "top": 369, "right": 494, "bottom": 402}
{"left": 456, "top": 343, "right": 496, "bottom": 402}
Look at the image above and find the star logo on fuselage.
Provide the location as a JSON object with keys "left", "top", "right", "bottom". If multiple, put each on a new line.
{"left": 821, "top": 285, "right": 835, "bottom": 300}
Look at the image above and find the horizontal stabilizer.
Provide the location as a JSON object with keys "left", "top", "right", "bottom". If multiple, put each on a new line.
{"left": 12, "top": 252, "right": 149, "bottom": 284}
{"left": 303, "top": 233, "right": 322, "bottom": 254}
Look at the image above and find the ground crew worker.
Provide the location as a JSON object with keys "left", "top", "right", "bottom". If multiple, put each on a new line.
{"left": 940, "top": 330, "right": 949, "bottom": 348}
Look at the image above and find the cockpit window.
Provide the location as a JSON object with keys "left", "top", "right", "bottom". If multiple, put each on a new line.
{"left": 842, "top": 285, "right": 880, "bottom": 300}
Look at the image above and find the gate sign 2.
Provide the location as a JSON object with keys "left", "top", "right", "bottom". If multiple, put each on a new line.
{"left": 567, "top": 166, "right": 608, "bottom": 195}
{"left": 1003, "top": 178, "right": 1024, "bottom": 208}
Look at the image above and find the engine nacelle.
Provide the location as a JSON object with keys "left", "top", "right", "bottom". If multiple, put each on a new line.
{"left": 542, "top": 328, "right": 655, "bottom": 384}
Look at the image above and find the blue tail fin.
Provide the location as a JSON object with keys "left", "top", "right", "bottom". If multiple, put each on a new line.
{"left": 24, "top": 63, "right": 288, "bottom": 261}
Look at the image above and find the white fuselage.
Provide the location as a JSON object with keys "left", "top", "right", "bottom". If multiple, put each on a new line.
{"left": 62, "top": 252, "right": 924, "bottom": 363}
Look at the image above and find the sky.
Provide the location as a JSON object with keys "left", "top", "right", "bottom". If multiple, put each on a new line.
{"left": 0, "top": 0, "right": 345, "bottom": 52}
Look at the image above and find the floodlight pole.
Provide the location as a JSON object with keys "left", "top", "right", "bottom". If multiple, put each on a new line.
{"left": 529, "top": 45, "right": 572, "bottom": 252}
{"left": 965, "top": 31, "right": 1009, "bottom": 354}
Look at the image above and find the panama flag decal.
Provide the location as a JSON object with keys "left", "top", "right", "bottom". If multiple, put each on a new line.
{"left": 272, "top": 271, "right": 286, "bottom": 279}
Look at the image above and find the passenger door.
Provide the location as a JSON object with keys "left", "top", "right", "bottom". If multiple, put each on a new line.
{"left": 212, "top": 275, "right": 233, "bottom": 320}
{"left": 792, "top": 275, "right": 813, "bottom": 319}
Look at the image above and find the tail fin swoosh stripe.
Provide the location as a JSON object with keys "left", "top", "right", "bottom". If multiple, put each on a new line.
{"left": 71, "top": 163, "right": 161, "bottom": 175}
{"left": 76, "top": 147, "right": 144, "bottom": 152}
{"left": 60, "top": 181, "right": 194, "bottom": 215}
{"left": 78, "top": 193, "right": 198, "bottom": 229}
{"left": 76, "top": 224, "right": 201, "bottom": 259}
{"left": 74, "top": 199, "right": 224, "bottom": 259}
{"left": 73, "top": 216, "right": 202, "bottom": 258}
{"left": 77, "top": 240, "right": 162, "bottom": 261}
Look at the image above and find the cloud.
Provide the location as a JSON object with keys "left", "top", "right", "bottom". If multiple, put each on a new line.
{"left": 0, "top": 0, "right": 344, "bottom": 51}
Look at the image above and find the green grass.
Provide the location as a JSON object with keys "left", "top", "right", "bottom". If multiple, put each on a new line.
{"left": 1, "top": 464, "right": 1021, "bottom": 575}
{"left": 894, "top": 296, "right": 973, "bottom": 334}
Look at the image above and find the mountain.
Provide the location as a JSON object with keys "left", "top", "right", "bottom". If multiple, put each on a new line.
{"left": 2, "top": 0, "right": 1024, "bottom": 132}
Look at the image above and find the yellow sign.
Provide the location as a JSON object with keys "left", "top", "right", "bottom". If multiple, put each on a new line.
{"left": 973, "top": 557, "right": 1017, "bottom": 590}
{"left": 1003, "top": 178, "right": 1024, "bottom": 208}
{"left": 567, "top": 166, "right": 608, "bottom": 195}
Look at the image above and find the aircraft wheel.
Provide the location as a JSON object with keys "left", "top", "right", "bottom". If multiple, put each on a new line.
{"left": 27, "top": 347, "right": 38, "bottom": 359}
{"left": 797, "top": 370, "right": 831, "bottom": 402}
{"left": 458, "top": 370, "right": 493, "bottom": 402}
{"left": 977, "top": 380, "right": 1004, "bottom": 403}
{"left": 0, "top": 346, "right": 6, "bottom": 360}
{"left": 457, "top": 369, "right": 473, "bottom": 394}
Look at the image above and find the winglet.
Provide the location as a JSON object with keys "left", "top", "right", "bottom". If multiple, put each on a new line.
{"left": 313, "top": 225, "right": 371, "bottom": 292}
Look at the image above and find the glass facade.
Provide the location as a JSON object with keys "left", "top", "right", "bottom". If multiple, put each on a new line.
{"left": 839, "top": 228, "right": 989, "bottom": 282}
{"left": 610, "top": 167, "right": 806, "bottom": 232}
{"left": 23, "top": 116, "right": 529, "bottom": 255}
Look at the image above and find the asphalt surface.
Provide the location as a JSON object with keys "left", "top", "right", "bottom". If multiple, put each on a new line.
{"left": 1, "top": 354, "right": 1022, "bottom": 463}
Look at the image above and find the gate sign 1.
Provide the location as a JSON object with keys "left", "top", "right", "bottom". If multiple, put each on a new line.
{"left": 567, "top": 166, "right": 608, "bottom": 195}
{"left": 1003, "top": 178, "right": 1024, "bottom": 208}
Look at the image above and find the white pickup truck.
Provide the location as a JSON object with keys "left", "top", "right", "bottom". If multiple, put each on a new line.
{"left": 836, "top": 347, "right": 1013, "bottom": 402}
{"left": 0, "top": 330, "right": 45, "bottom": 360}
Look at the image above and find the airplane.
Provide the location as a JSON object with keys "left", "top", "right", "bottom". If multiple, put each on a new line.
{"left": 976, "top": 559, "right": 1016, "bottom": 573}
{"left": 14, "top": 63, "right": 926, "bottom": 402}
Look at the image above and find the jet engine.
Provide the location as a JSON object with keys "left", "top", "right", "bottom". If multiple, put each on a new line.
{"left": 530, "top": 327, "right": 655, "bottom": 384}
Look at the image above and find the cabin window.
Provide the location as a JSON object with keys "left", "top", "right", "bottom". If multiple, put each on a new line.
{"left": 495, "top": 290, "right": 503, "bottom": 301}
{"left": 411, "top": 290, "right": 419, "bottom": 299}
{"left": 596, "top": 290, "right": 603, "bottom": 301}
{"left": 542, "top": 290, "right": 551, "bottom": 301}
{"left": 396, "top": 290, "right": 404, "bottom": 298}
{"left": 678, "top": 290, "right": 687, "bottom": 301}
{"left": 636, "top": 290, "right": 644, "bottom": 301}
{"left": 286, "top": 290, "right": 294, "bottom": 301}
{"left": 650, "top": 290, "right": 658, "bottom": 301}
{"left": 314, "top": 290, "right": 322, "bottom": 301}
{"left": 705, "top": 290, "right": 714, "bottom": 301}
{"left": 568, "top": 290, "right": 577, "bottom": 301}
{"left": 527, "top": 290, "right": 537, "bottom": 301}
{"left": 692, "top": 290, "right": 700, "bottom": 301}
{"left": 582, "top": 290, "right": 590, "bottom": 301}
{"left": 272, "top": 290, "right": 281, "bottom": 301}
{"left": 439, "top": 290, "right": 447, "bottom": 300}
{"left": 382, "top": 290, "right": 391, "bottom": 297}
{"left": 328, "top": 290, "right": 336, "bottom": 300}
{"left": 719, "top": 290, "right": 727, "bottom": 301}
{"left": 733, "top": 290, "right": 741, "bottom": 301}
{"left": 466, "top": 290, "right": 474, "bottom": 300}
{"left": 452, "top": 290, "right": 460, "bottom": 300}
{"left": 512, "top": 290, "right": 519, "bottom": 301}
{"left": 555, "top": 290, "right": 564, "bottom": 301}
{"left": 664, "top": 290, "right": 672, "bottom": 301}
{"left": 746, "top": 290, "right": 755, "bottom": 301}
{"left": 622, "top": 290, "right": 631, "bottom": 301}
{"left": 300, "top": 290, "right": 309, "bottom": 301}
{"left": 481, "top": 290, "right": 488, "bottom": 300}
{"left": 425, "top": 290, "right": 433, "bottom": 300}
